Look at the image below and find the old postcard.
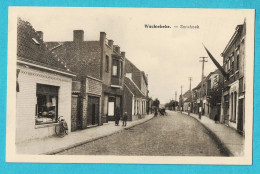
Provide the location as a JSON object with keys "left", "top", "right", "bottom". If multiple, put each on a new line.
{"left": 6, "top": 7, "right": 254, "bottom": 164}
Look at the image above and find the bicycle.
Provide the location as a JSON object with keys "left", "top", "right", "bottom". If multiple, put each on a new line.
{"left": 55, "top": 116, "right": 68, "bottom": 138}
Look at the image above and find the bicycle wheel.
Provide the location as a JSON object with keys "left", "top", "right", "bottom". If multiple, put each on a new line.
{"left": 55, "top": 124, "right": 65, "bottom": 137}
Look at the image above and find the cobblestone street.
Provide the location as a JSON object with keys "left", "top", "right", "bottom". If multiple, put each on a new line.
{"left": 57, "top": 111, "right": 228, "bottom": 156}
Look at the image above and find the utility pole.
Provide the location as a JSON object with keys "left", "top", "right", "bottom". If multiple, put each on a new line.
{"left": 188, "top": 77, "right": 192, "bottom": 115}
{"left": 180, "top": 85, "right": 183, "bottom": 113}
{"left": 199, "top": 57, "right": 208, "bottom": 119}
{"left": 175, "top": 91, "right": 177, "bottom": 111}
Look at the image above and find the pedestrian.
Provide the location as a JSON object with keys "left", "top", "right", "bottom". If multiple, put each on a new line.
{"left": 115, "top": 107, "right": 120, "bottom": 126}
{"left": 214, "top": 114, "right": 218, "bottom": 123}
{"left": 154, "top": 108, "right": 158, "bottom": 117}
{"left": 123, "top": 112, "right": 128, "bottom": 127}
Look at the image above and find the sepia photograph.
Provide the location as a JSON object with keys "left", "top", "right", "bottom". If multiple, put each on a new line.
{"left": 6, "top": 7, "right": 254, "bottom": 164}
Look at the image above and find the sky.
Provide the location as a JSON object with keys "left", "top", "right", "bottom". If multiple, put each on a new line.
{"left": 13, "top": 7, "right": 252, "bottom": 104}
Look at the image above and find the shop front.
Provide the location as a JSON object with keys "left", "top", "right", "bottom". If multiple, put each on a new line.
{"left": 16, "top": 64, "right": 74, "bottom": 143}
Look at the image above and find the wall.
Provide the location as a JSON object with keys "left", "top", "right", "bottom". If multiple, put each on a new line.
{"left": 123, "top": 85, "right": 133, "bottom": 120}
{"left": 16, "top": 65, "right": 72, "bottom": 143}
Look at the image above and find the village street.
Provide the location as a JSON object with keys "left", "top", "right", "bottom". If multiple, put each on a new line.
{"left": 57, "top": 111, "right": 228, "bottom": 156}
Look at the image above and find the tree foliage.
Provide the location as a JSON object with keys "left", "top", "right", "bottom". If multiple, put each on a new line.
{"left": 152, "top": 98, "right": 160, "bottom": 108}
{"left": 207, "top": 81, "right": 223, "bottom": 106}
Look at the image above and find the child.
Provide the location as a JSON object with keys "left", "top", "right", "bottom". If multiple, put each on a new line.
{"left": 123, "top": 112, "right": 128, "bottom": 127}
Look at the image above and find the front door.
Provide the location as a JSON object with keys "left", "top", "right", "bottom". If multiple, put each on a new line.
{"left": 108, "top": 97, "right": 116, "bottom": 121}
{"left": 87, "top": 96, "right": 99, "bottom": 126}
{"left": 237, "top": 99, "right": 244, "bottom": 134}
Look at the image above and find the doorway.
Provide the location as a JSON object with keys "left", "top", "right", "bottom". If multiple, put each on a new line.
{"left": 87, "top": 96, "right": 99, "bottom": 126}
{"left": 237, "top": 98, "right": 244, "bottom": 134}
{"left": 108, "top": 97, "right": 116, "bottom": 121}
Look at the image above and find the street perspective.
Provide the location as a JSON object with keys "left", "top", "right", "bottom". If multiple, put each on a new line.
{"left": 7, "top": 7, "right": 254, "bottom": 164}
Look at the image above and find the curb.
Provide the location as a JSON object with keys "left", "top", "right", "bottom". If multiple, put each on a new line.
{"left": 44, "top": 116, "right": 154, "bottom": 155}
{"left": 179, "top": 112, "right": 233, "bottom": 156}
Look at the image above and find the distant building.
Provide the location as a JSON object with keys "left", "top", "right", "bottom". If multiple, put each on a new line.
{"left": 16, "top": 19, "right": 75, "bottom": 143}
{"left": 220, "top": 20, "right": 246, "bottom": 134}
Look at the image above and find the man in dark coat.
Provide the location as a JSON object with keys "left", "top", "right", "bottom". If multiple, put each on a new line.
{"left": 115, "top": 107, "right": 120, "bottom": 126}
{"left": 122, "top": 112, "right": 128, "bottom": 127}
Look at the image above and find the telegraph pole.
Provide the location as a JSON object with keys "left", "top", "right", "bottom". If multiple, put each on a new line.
{"left": 199, "top": 57, "right": 208, "bottom": 119}
{"left": 188, "top": 77, "right": 192, "bottom": 115}
{"left": 180, "top": 86, "right": 183, "bottom": 113}
{"left": 175, "top": 91, "right": 177, "bottom": 111}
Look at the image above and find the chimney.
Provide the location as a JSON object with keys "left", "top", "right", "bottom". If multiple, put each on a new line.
{"left": 73, "top": 30, "right": 84, "bottom": 42}
{"left": 100, "top": 32, "right": 106, "bottom": 45}
{"left": 121, "top": 52, "right": 125, "bottom": 58}
{"left": 114, "top": 45, "right": 120, "bottom": 53}
{"left": 37, "top": 31, "right": 43, "bottom": 41}
{"left": 108, "top": 40, "right": 114, "bottom": 48}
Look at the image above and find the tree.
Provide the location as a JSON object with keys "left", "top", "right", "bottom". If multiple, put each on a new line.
{"left": 165, "top": 100, "right": 178, "bottom": 110}
{"left": 207, "top": 81, "right": 223, "bottom": 106}
{"left": 152, "top": 98, "right": 160, "bottom": 108}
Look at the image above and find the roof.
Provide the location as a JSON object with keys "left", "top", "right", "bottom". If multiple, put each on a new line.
{"left": 222, "top": 24, "right": 244, "bottom": 56}
{"left": 17, "top": 18, "right": 73, "bottom": 75}
{"left": 45, "top": 40, "right": 101, "bottom": 79}
{"left": 184, "top": 96, "right": 192, "bottom": 103}
{"left": 125, "top": 58, "right": 148, "bottom": 85}
{"left": 124, "top": 77, "right": 146, "bottom": 99}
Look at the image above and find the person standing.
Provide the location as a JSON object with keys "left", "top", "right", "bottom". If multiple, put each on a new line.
{"left": 122, "top": 112, "right": 128, "bottom": 127}
{"left": 115, "top": 107, "right": 120, "bottom": 126}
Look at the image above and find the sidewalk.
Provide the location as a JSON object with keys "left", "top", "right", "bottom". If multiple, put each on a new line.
{"left": 181, "top": 111, "right": 244, "bottom": 156}
{"left": 16, "top": 114, "right": 154, "bottom": 155}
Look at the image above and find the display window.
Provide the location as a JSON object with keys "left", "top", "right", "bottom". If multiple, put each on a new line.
{"left": 35, "top": 84, "right": 59, "bottom": 125}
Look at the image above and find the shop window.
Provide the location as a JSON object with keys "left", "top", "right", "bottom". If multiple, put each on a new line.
{"left": 35, "top": 84, "right": 59, "bottom": 125}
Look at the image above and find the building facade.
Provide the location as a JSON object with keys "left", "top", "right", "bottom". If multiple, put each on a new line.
{"left": 123, "top": 77, "right": 147, "bottom": 120}
{"left": 46, "top": 30, "right": 104, "bottom": 130}
{"left": 220, "top": 20, "right": 246, "bottom": 134}
{"left": 124, "top": 58, "right": 148, "bottom": 118}
{"left": 16, "top": 19, "right": 75, "bottom": 143}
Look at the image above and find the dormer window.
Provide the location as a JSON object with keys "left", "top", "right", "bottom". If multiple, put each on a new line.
{"left": 32, "top": 38, "right": 40, "bottom": 45}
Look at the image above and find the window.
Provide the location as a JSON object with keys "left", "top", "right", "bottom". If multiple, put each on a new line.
{"left": 112, "top": 59, "right": 119, "bottom": 77}
{"left": 234, "top": 92, "right": 237, "bottom": 122}
{"left": 231, "top": 93, "right": 233, "bottom": 121}
{"left": 231, "top": 55, "right": 234, "bottom": 74}
{"left": 236, "top": 48, "right": 240, "bottom": 71}
{"left": 120, "top": 61, "right": 123, "bottom": 78}
{"left": 105, "top": 55, "right": 109, "bottom": 72}
{"left": 35, "top": 84, "right": 59, "bottom": 125}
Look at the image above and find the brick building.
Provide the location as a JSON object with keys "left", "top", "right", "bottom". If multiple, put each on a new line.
{"left": 123, "top": 77, "right": 147, "bottom": 120}
{"left": 16, "top": 19, "right": 75, "bottom": 143}
{"left": 46, "top": 30, "right": 103, "bottom": 131}
{"left": 124, "top": 58, "right": 149, "bottom": 118}
{"left": 46, "top": 31, "right": 125, "bottom": 126}
{"left": 100, "top": 33, "right": 125, "bottom": 122}
{"left": 206, "top": 69, "right": 224, "bottom": 120}
{"left": 220, "top": 20, "right": 246, "bottom": 134}
{"left": 182, "top": 90, "right": 192, "bottom": 112}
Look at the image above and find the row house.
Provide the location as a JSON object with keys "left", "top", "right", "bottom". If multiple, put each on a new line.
{"left": 16, "top": 19, "right": 75, "bottom": 143}
{"left": 182, "top": 91, "right": 192, "bottom": 112}
{"left": 123, "top": 77, "right": 147, "bottom": 120}
{"left": 124, "top": 58, "right": 149, "bottom": 120}
{"left": 191, "top": 70, "right": 223, "bottom": 119}
{"left": 206, "top": 69, "right": 224, "bottom": 120}
{"left": 46, "top": 31, "right": 125, "bottom": 130}
{"left": 220, "top": 20, "right": 246, "bottom": 134}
